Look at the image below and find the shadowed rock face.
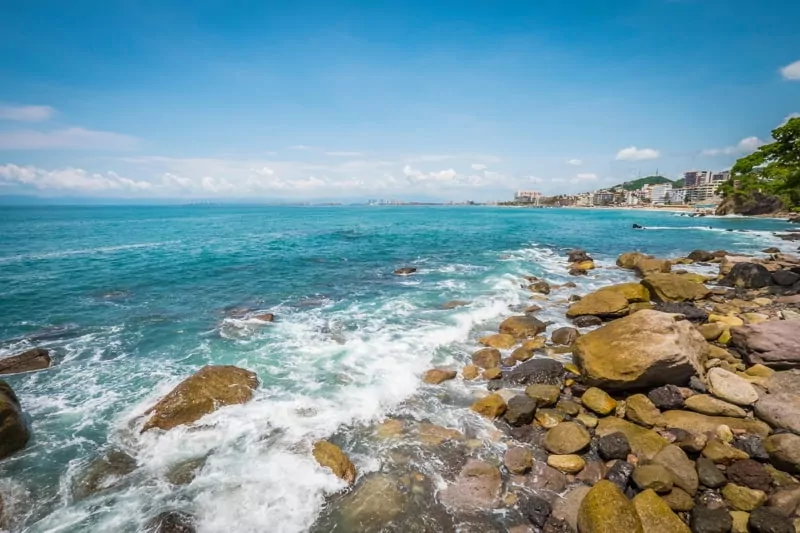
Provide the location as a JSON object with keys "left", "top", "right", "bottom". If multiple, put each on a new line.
{"left": 0, "top": 348, "right": 51, "bottom": 375}
{"left": 0, "top": 380, "right": 29, "bottom": 460}
{"left": 730, "top": 320, "right": 800, "bottom": 370}
{"left": 141, "top": 365, "right": 259, "bottom": 432}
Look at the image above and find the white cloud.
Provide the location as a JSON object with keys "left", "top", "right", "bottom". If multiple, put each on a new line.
{"left": 403, "top": 165, "right": 458, "bottom": 183}
{"left": 782, "top": 112, "right": 800, "bottom": 125}
{"left": 0, "top": 127, "right": 139, "bottom": 150}
{"left": 567, "top": 159, "right": 583, "bottom": 166}
{"left": 615, "top": 146, "right": 660, "bottom": 161}
{"left": 0, "top": 164, "right": 152, "bottom": 192}
{"left": 471, "top": 163, "right": 487, "bottom": 170}
{"left": 575, "top": 173, "right": 598, "bottom": 180}
{"left": 0, "top": 105, "right": 56, "bottom": 122}
{"left": 325, "top": 151, "right": 363, "bottom": 157}
{"left": 780, "top": 59, "right": 800, "bottom": 80}
{"left": 701, "top": 136, "right": 765, "bottom": 156}
{"left": 289, "top": 145, "right": 313, "bottom": 150}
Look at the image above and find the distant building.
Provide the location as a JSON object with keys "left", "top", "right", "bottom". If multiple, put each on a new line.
{"left": 515, "top": 190, "right": 542, "bottom": 203}
{"left": 669, "top": 188, "right": 688, "bottom": 204}
{"left": 684, "top": 170, "right": 711, "bottom": 187}
{"left": 593, "top": 191, "right": 615, "bottom": 206}
{"left": 650, "top": 183, "right": 673, "bottom": 205}
{"left": 711, "top": 170, "right": 730, "bottom": 182}
{"left": 625, "top": 190, "right": 641, "bottom": 206}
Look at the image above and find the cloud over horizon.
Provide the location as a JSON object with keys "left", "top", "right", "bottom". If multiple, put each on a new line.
{"left": 701, "top": 136, "right": 765, "bottom": 157}
{"left": 615, "top": 146, "right": 660, "bottom": 161}
{"left": 0, "top": 105, "right": 56, "bottom": 122}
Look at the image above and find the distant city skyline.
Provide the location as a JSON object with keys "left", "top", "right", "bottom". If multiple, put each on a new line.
{"left": 1, "top": 1, "right": 799, "bottom": 201}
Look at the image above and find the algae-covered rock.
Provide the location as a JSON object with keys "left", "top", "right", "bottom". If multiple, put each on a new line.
{"left": 470, "top": 394, "right": 507, "bottom": 419}
{"left": 0, "top": 380, "right": 29, "bottom": 460}
{"left": 641, "top": 273, "right": 711, "bottom": 302}
{"left": 596, "top": 417, "right": 668, "bottom": 460}
{"left": 632, "top": 489, "right": 691, "bottom": 533}
{"left": 499, "top": 316, "right": 547, "bottom": 339}
{"left": 577, "top": 480, "right": 644, "bottom": 533}
{"left": 566, "top": 290, "right": 629, "bottom": 319}
{"left": 313, "top": 441, "right": 357, "bottom": 485}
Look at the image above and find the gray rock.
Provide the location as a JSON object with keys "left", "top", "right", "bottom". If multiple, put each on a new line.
{"left": 696, "top": 458, "right": 727, "bottom": 489}
{"left": 773, "top": 270, "right": 800, "bottom": 287}
{"left": 647, "top": 385, "right": 685, "bottom": 410}
{"left": 748, "top": 506, "right": 795, "bottom": 533}
{"left": 764, "top": 434, "right": 800, "bottom": 474}
{"left": 733, "top": 435, "right": 769, "bottom": 462}
{"left": 499, "top": 358, "right": 565, "bottom": 387}
{"left": 653, "top": 444, "right": 699, "bottom": 496}
{"left": 572, "top": 315, "right": 602, "bottom": 328}
{"left": 439, "top": 460, "right": 501, "bottom": 511}
{"left": 505, "top": 395, "right": 538, "bottom": 427}
{"left": 689, "top": 506, "right": 732, "bottom": 533}
{"left": 597, "top": 432, "right": 631, "bottom": 461}
{"left": 730, "top": 320, "right": 800, "bottom": 370}
{"left": 604, "top": 460, "right": 634, "bottom": 491}
{"left": 707, "top": 368, "right": 759, "bottom": 406}
{"left": 754, "top": 393, "right": 800, "bottom": 434}
{"left": 721, "top": 262, "right": 772, "bottom": 289}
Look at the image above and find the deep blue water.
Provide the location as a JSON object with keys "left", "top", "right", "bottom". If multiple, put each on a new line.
{"left": 0, "top": 206, "right": 793, "bottom": 532}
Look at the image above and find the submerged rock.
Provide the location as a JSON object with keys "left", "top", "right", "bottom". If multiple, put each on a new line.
{"left": 335, "top": 474, "right": 407, "bottom": 531}
{"left": 145, "top": 511, "right": 196, "bottom": 533}
{"left": 0, "top": 347, "right": 51, "bottom": 375}
{"left": 572, "top": 310, "right": 707, "bottom": 390}
{"left": 73, "top": 449, "right": 137, "bottom": 499}
{"left": 439, "top": 460, "right": 502, "bottom": 511}
{"left": 0, "top": 380, "right": 30, "bottom": 460}
{"left": 393, "top": 267, "right": 417, "bottom": 276}
{"left": 313, "top": 441, "right": 357, "bottom": 485}
{"left": 141, "top": 365, "right": 258, "bottom": 432}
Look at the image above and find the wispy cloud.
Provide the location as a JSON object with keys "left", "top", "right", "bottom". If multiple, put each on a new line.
{"left": 0, "top": 105, "right": 56, "bottom": 122}
{"left": 701, "top": 136, "right": 765, "bottom": 156}
{"left": 471, "top": 163, "right": 487, "bottom": 170}
{"left": 325, "top": 151, "right": 363, "bottom": 157}
{"left": 289, "top": 145, "right": 313, "bottom": 151}
{"left": 615, "top": 146, "right": 660, "bottom": 161}
{"left": 574, "top": 173, "right": 598, "bottom": 181}
{"left": 0, "top": 127, "right": 140, "bottom": 150}
{"left": 780, "top": 59, "right": 800, "bottom": 80}
{"left": 0, "top": 164, "right": 152, "bottom": 192}
{"left": 566, "top": 158, "right": 582, "bottom": 166}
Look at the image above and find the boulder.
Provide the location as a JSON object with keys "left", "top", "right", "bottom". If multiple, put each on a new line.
{"left": 754, "top": 393, "right": 800, "bottom": 434}
{"left": 551, "top": 327, "right": 580, "bottom": 346}
{"left": 772, "top": 270, "right": 800, "bottom": 287}
{"left": 313, "top": 441, "right": 357, "bottom": 485}
{"left": 652, "top": 444, "right": 699, "bottom": 496}
{"left": 336, "top": 474, "right": 406, "bottom": 531}
{"left": 633, "top": 489, "right": 691, "bottom": 533}
{"left": 0, "top": 348, "right": 51, "bottom": 375}
{"left": 730, "top": 320, "right": 800, "bottom": 369}
{"left": 685, "top": 394, "right": 747, "bottom": 418}
{"left": 581, "top": 387, "right": 617, "bottom": 415}
{"left": 0, "top": 380, "right": 30, "bottom": 460}
{"left": 501, "top": 358, "right": 565, "bottom": 387}
{"left": 478, "top": 333, "right": 517, "bottom": 349}
{"left": 393, "top": 267, "right": 417, "bottom": 276}
{"left": 566, "top": 290, "right": 629, "bottom": 319}
{"left": 145, "top": 511, "right": 196, "bottom": 533}
{"left": 689, "top": 250, "right": 716, "bottom": 262}
{"left": 763, "top": 433, "right": 800, "bottom": 474}
{"left": 635, "top": 258, "right": 673, "bottom": 277}
{"left": 568, "top": 249, "right": 593, "bottom": 263}
{"left": 472, "top": 348, "right": 501, "bottom": 369}
{"left": 462, "top": 365, "right": 479, "bottom": 380}
{"left": 660, "top": 410, "right": 770, "bottom": 438}
{"left": 572, "top": 310, "right": 707, "bottom": 390}
{"left": 505, "top": 395, "right": 538, "bottom": 426}
{"left": 596, "top": 418, "right": 668, "bottom": 460}
{"left": 707, "top": 368, "right": 759, "bottom": 406}
{"left": 577, "top": 480, "right": 644, "bottom": 533}
{"left": 439, "top": 460, "right": 501, "bottom": 511}
{"left": 543, "top": 422, "right": 591, "bottom": 455}
{"left": 500, "top": 316, "right": 547, "bottom": 339}
{"left": 422, "top": 368, "right": 457, "bottom": 384}
{"left": 721, "top": 262, "right": 772, "bottom": 289}
{"left": 653, "top": 301, "right": 709, "bottom": 322}
{"left": 416, "top": 423, "right": 463, "bottom": 446}
{"left": 641, "top": 274, "right": 711, "bottom": 302}
{"left": 141, "top": 366, "right": 258, "bottom": 432}
{"left": 617, "top": 251, "right": 650, "bottom": 269}
{"left": 573, "top": 315, "right": 603, "bottom": 328}
{"left": 73, "top": 449, "right": 137, "bottom": 499}
{"left": 599, "top": 283, "right": 651, "bottom": 303}
{"left": 547, "top": 454, "right": 585, "bottom": 474}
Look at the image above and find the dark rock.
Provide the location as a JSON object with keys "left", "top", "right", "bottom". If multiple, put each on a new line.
{"left": 166, "top": 457, "right": 206, "bottom": 486}
{"left": 688, "top": 250, "right": 715, "bottom": 262}
{"left": 526, "top": 460, "right": 568, "bottom": 494}
{"left": 393, "top": 267, "right": 417, "bottom": 276}
{"left": 525, "top": 494, "right": 553, "bottom": 529}
{"left": 529, "top": 281, "right": 552, "bottom": 295}
{"left": 633, "top": 223, "right": 644, "bottom": 229}
{"left": 733, "top": 435, "right": 769, "bottom": 462}
{"left": 721, "top": 262, "right": 772, "bottom": 289}
{"left": 568, "top": 249, "right": 593, "bottom": 263}
{"left": 648, "top": 385, "right": 686, "bottom": 410}
{"left": 597, "top": 432, "right": 631, "bottom": 461}
{"left": 73, "top": 450, "right": 137, "bottom": 499}
{"left": 652, "top": 302, "right": 709, "bottom": 323}
{"left": 748, "top": 507, "right": 794, "bottom": 533}
{"left": 725, "top": 460, "right": 772, "bottom": 492}
{"left": 696, "top": 458, "right": 727, "bottom": 489}
{"left": 0, "top": 380, "right": 30, "bottom": 460}
{"left": 543, "top": 517, "right": 574, "bottom": 533}
{"left": 604, "top": 460, "right": 634, "bottom": 491}
{"left": 551, "top": 327, "right": 580, "bottom": 346}
{"left": 503, "top": 359, "right": 565, "bottom": 387}
{"left": 0, "top": 347, "right": 51, "bottom": 375}
{"left": 145, "top": 511, "right": 196, "bottom": 533}
{"left": 572, "top": 315, "right": 603, "bottom": 328}
{"left": 763, "top": 247, "right": 781, "bottom": 254}
{"left": 773, "top": 270, "right": 800, "bottom": 287}
{"left": 505, "top": 395, "right": 538, "bottom": 427}
{"left": 696, "top": 490, "right": 727, "bottom": 510}
{"left": 689, "top": 505, "right": 733, "bottom": 533}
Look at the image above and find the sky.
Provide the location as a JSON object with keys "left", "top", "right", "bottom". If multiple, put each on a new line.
{"left": 0, "top": 0, "right": 799, "bottom": 202}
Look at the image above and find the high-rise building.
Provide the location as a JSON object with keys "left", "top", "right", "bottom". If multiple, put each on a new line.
{"left": 711, "top": 170, "right": 730, "bottom": 182}
{"left": 514, "top": 190, "right": 542, "bottom": 203}
{"left": 650, "top": 183, "right": 673, "bottom": 205}
{"left": 684, "top": 170, "right": 711, "bottom": 187}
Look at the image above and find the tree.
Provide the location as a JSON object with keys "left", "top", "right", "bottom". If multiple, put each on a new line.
{"left": 721, "top": 117, "right": 800, "bottom": 209}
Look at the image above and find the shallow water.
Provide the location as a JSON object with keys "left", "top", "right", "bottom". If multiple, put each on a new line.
{"left": 0, "top": 205, "right": 793, "bottom": 532}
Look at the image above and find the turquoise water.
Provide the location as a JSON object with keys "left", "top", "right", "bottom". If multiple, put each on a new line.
{"left": 0, "top": 206, "right": 794, "bottom": 532}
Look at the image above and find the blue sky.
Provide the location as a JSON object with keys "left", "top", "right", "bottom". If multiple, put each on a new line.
{"left": 1, "top": 0, "right": 798, "bottom": 201}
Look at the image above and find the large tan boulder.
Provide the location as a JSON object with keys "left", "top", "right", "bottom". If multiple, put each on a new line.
{"left": 660, "top": 410, "right": 770, "bottom": 437}
{"left": 572, "top": 311, "right": 707, "bottom": 390}
{"left": 499, "top": 316, "right": 546, "bottom": 339}
{"left": 566, "top": 290, "right": 629, "bottom": 319}
{"left": 141, "top": 365, "right": 259, "bottom": 432}
{"left": 313, "top": 441, "right": 357, "bottom": 485}
{"left": 617, "top": 251, "right": 650, "bottom": 269}
{"left": 635, "top": 258, "right": 672, "bottom": 277}
{"left": 0, "top": 347, "right": 51, "bottom": 375}
{"left": 641, "top": 274, "right": 710, "bottom": 302}
{"left": 0, "top": 380, "right": 30, "bottom": 460}
{"left": 599, "top": 283, "right": 651, "bottom": 303}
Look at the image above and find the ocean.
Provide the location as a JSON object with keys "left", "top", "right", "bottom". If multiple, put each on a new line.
{"left": 0, "top": 205, "right": 794, "bottom": 532}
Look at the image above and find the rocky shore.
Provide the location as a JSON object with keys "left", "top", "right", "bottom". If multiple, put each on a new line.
{"left": 2, "top": 244, "right": 800, "bottom": 532}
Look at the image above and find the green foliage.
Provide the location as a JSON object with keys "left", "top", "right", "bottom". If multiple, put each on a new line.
{"left": 723, "top": 117, "right": 800, "bottom": 210}
{"left": 673, "top": 178, "right": 685, "bottom": 188}
{"left": 616, "top": 176, "right": 674, "bottom": 191}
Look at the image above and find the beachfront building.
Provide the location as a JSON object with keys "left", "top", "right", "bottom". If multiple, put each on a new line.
{"left": 514, "top": 190, "right": 542, "bottom": 203}
{"left": 668, "top": 188, "right": 688, "bottom": 205}
{"left": 684, "top": 170, "right": 712, "bottom": 187}
{"left": 575, "top": 192, "right": 593, "bottom": 206}
{"left": 593, "top": 191, "right": 615, "bottom": 206}
{"left": 650, "top": 183, "right": 673, "bottom": 205}
{"left": 711, "top": 170, "right": 730, "bottom": 183}
{"left": 624, "top": 190, "right": 641, "bottom": 206}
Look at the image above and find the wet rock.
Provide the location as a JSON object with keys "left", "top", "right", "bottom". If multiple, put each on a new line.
{"left": 536, "top": 409, "right": 567, "bottom": 428}
{"left": 632, "top": 489, "right": 691, "bottom": 533}
{"left": 696, "top": 457, "right": 727, "bottom": 489}
{"left": 726, "top": 460, "right": 771, "bottom": 492}
{"left": 470, "top": 394, "right": 507, "bottom": 419}
{"left": 0, "top": 380, "right": 29, "bottom": 460}
{"left": 581, "top": 387, "right": 617, "bottom": 416}
{"left": 625, "top": 394, "right": 662, "bottom": 428}
{"left": 598, "top": 432, "right": 631, "bottom": 461}
{"left": 526, "top": 460, "right": 568, "bottom": 494}
{"left": 500, "top": 316, "right": 547, "bottom": 339}
{"left": 707, "top": 368, "right": 759, "bottom": 406}
{"left": 632, "top": 464, "right": 674, "bottom": 493}
{"left": 604, "top": 460, "right": 635, "bottom": 490}
{"left": 653, "top": 444, "right": 699, "bottom": 496}
{"left": 551, "top": 327, "right": 580, "bottom": 346}
{"left": 600, "top": 283, "right": 651, "bottom": 303}
{"left": 596, "top": 418, "right": 668, "bottom": 460}
{"left": 648, "top": 385, "right": 686, "bottom": 411}
{"left": 617, "top": 251, "right": 651, "bottom": 270}
{"left": 335, "top": 474, "right": 406, "bottom": 531}
{"left": 73, "top": 449, "right": 137, "bottom": 499}
{"left": 548, "top": 454, "right": 585, "bottom": 474}
{"left": 557, "top": 399, "right": 580, "bottom": 416}
{"left": 393, "top": 267, "right": 417, "bottom": 276}
{"left": 530, "top": 280, "right": 552, "bottom": 295}
{"left": 685, "top": 395, "right": 747, "bottom": 418}
{"left": 721, "top": 262, "right": 772, "bottom": 289}
{"left": 417, "top": 423, "right": 463, "bottom": 446}
{"left": 479, "top": 333, "right": 517, "bottom": 349}
{"left": 733, "top": 435, "right": 769, "bottom": 462}
{"left": 502, "top": 357, "right": 517, "bottom": 367}
{"left": 145, "top": 511, "right": 196, "bottom": 533}
{"left": 566, "top": 290, "right": 629, "bottom": 319}
{"left": 729, "top": 320, "right": 800, "bottom": 370}
{"left": 462, "top": 365, "right": 480, "bottom": 380}
{"left": 748, "top": 507, "right": 795, "bottom": 533}
{"left": 568, "top": 249, "right": 593, "bottom": 263}
{"left": 503, "top": 358, "right": 565, "bottom": 387}
{"left": 141, "top": 365, "right": 259, "bottom": 432}
{"left": 166, "top": 457, "right": 206, "bottom": 485}
{"left": 661, "top": 487, "right": 695, "bottom": 512}
{"left": 690, "top": 506, "right": 733, "bottom": 533}
{"left": 702, "top": 439, "right": 750, "bottom": 465}
{"left": 634, "top": 258, "right": 673, "bottom": 277}
{"left": 543, "top": 422, "right": 591, "bottom": 455}
{"left": 525, "top": 384, "right": 561, "bottom": 407}
{"left": 439, "top": 460, "right": 502, "bottom": 511}
{"left": 504, "top": 447, "right": 533, "bottom": 475}
{"left": 660, "top": 410, "right": 770, "bottom": 438}
{"left": 689, "top": 250, "right": 716, "bottom": 262}
{"left": 576, "top": 460, "right": 606, "bottom": 486}
{"left": 483, "top": 367, "right": 503, "bottom": 380}
{"left": 442, "top": 300, "right": 470, "bottom": 309}
{"left": 525, "top": 493, "right": 554, "bottom": 528}
{"left": 577, "top": 480, "right": 644, "bottom": 533}
{"left": 642, "top": 273, "right": 711, "bottom": 302}
{"left": 722, "top": 483, "right": 767, "bottom": 511}
{"left": 763, "top": 434, "right": 800, "bottom": 474}
{"left": 0, "top": 347, "right": 51, "bottom": 375}
{"left": 472, "top": 348, "right": 501, "bottom": 369}
{"left": 572, "top": 310, "right": 707, "bottom": 390}
{"left": 505, "top": 395, "right": 538, "bottom": 427}
{"left": 552, "top": 484, "right": 590, "bottom": 531}
{"left": 422, "top": 368, "right": 457, "bottom": 384}
{"left": 754, "top": 393, "right": 800, "bottom": 434}
{"left": 573, "top": 315, "right": 603, "bottom": 328}
{"left": 313, "top": 441, "right": 357, "bottom": 485}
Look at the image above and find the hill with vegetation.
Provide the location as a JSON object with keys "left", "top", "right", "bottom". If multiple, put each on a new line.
{"left": 614, "top": 176, "right": 675, "bottom": 191}
{"left": 717, "top": 117, "right": 800, "bottom": 215}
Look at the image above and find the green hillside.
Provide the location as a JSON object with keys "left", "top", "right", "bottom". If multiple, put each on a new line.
{"left": 615, "top": 176, "right": 675, "bottom": 191}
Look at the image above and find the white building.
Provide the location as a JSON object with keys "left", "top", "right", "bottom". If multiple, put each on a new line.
{"left": 711, "top": 170, "right": 730, "bottom": 183}
{"left": 515, "top": 190, "right": 542, "bottom": 203}
{"left": 650, "top": 183, "right": 673, "bottom": 205}
{"left": 625, "top": 190, "right": 641, "bottom": 206}
{"left": 669, "top": 188, "right": 688, "bottom": 204}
